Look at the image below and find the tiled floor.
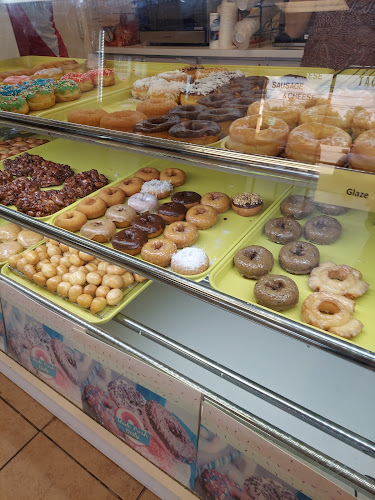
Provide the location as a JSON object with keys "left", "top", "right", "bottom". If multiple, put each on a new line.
{"left": 0, "top": 372, "right": 160, "bottom": 500}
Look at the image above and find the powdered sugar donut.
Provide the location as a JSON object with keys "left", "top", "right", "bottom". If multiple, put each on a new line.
{"left": 171, "top": 247, "right": 209, "bottom": 275}
{"left": 51, "top": 338, "right": 79, "bottom": 385}
{"left": 244, "top": 476, "right": 296, "bottom": 500}
{"left": 108, "top": 378, "right": 146, "bottom": 417}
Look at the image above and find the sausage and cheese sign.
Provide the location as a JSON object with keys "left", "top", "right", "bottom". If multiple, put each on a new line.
{"left": 265, "top": 72, "right": 333, "bottom": 104}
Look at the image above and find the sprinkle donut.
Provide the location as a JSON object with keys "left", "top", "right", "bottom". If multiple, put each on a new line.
{"left": 143, "top": 400, "right": 196, "bottom": 463}
{"left": 51, "top": 338, "right": 79, "bottom": 385}
{"left": 108, "top": 379, "right": 146, "bottom": 417}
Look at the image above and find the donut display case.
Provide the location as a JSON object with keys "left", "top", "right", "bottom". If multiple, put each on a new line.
{"left": 0, "top": 2, "right": 375, "bottom": 499}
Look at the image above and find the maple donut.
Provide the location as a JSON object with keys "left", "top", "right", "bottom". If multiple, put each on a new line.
{"left": 171, "top": 191, "right": 201, "bottom": 209}
{"left": 279, "top": 241, "right": 320, "bottom": 275}
{"left": 55, "top": 211, "right": 87, "bottom": 232}
{"left": 80, "top": 220, "right": 117, "bottom": 242}
{"left": 105, "top": 204, "right": 137, "bottom": 228}
{"left": 232, "top": 193, "right": 263, "bottom": 216}
{"left": 350, "top": 129, "right": 375, "bottom": 172}
{"left": 117, "top": 177, "right": 144, "bottom": 196}
{"left": 164, "top": 221, "right": 198, "bottom": 248}
{"left": 97, "top": 187, "right": 126, "bottom": 207}
{"left": 136, "top": 98, "right": 178, "bottom": 118}
{"left": 67, "top": 109, "right": 108, "bottom": 127}
{"left": 171, "top": 247, "right": 210, "bottom": 276}
{"left": 254, "top": 274, "right": 299, "bottom": 311}
{"left": 156, "top": 202, "right": 187, "bottom": 223}
{"left": 200, "top": 192, "right": 230, "bottom": 214}
{"left": 76, "top": 197, "right": 107, "bottom": 219}
{"left": 141, "top": 238, "right": 177, "bottom": 267}
{"left": 186, "top": 204, "right": 218, "bottom": 230}
{"left": 100, "top": 111, "right": 147, "bottom": 132}
{"left": 127, "top": 192, "right": 158, "bottom": 214}
{"left": 132, "top": 214, "right": 165, "bottom": 238}
{"left": 304, "top": 216, "right": 342, "bottom": 245}
{"left": 135, "top": 167, "right": 160, "bottom": 181}
{"left": 265, "top": 217, "right": 302, "bottom": 244}
{"left": 234, "top": 245, "right": 274, "bottom": 279}
{"left": 141, "top": 179, "right": 173, "bottom": 200}
{"left": 280, "top": 195, "right": 315, "bottom": 219}
{"left": 159, "top": 168, "right": 186, "bottom": 187}
{"left": 111, "top": 227, "right": 148, "bottom": 255}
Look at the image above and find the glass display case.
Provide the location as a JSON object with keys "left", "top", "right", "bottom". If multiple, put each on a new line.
{"left": 0, "top": 1, "right": 374, "bottom": 499}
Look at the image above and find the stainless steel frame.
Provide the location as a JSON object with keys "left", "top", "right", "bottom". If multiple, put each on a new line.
{"left": 1, "top": 274, "right": 374, "bottom": 497}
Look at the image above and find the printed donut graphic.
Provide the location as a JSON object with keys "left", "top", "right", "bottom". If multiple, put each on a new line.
{"left": 30, "top": 345, "right": 55, "bottom": 380}
{"left": 115, "top": 408, "right": 149, "bottom": 447}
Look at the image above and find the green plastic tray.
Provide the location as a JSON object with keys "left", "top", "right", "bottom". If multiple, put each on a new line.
{"left": 210, "top": 186, "right": 375, "bottom": 352}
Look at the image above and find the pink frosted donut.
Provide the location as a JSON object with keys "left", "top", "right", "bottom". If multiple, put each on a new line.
{"left": 3, "top": 75, "right": 32, "bottom": 84}
{"left": 128, "top": 192, "right": 158, "bottom": 214}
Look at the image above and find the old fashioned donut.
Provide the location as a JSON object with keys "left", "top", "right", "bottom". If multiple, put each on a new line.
{"left": 136, "top": 98, "right": 178, "bottom": 118}
{"left": 80, "top": 220, "right": 116, "bottom": 242}
{"left": 285, "top": 123, "right": 352, "bottom": 166}
{"left": 248, "top": 100, "right": 304, "bottom": 129}
{"left": 164, "top": 221, "right": 198, "bottom": 248}
{"left": 67, "top": 109, "right": 108, "bottom": 127}
{"left": 133, "top": 115, "right": 180, "bottom": 139}
{"left": 171, "top": 191, "right": 201, "bottom": 209}
{"left": 17, "top": 230, "right": 43, "bottom": 248}
{"left": 234, "top": 245, "right": 274, "bottom": 279}
{"left": 117, "top": 177, "right": 144, "bottom": 196}
{"left": 197, "top": 108, "right": 244, "bottom": 136}
{"left": 132, "top": 214, "right": 165, "bottom": 238}
{"left": 157, "top": 202, "right": 186, "bottom": 223}
{"left": 100, "top": 111, "right": 147, "bottom": 132}
{"left": 279, "top": 241, "right": 320, "bottom": 275}
{"left": 55, "top": 210, "right": 87, "bottom": 232}
{"left": 304, "top": 216, "right": 342, "bottom": 245}
{"left": 128, "top": 192, "right": 158, "bottom": 214}
{"left": 168, "top": 105, "right": 207, "bottom": 121}
{"left": 171, "top": 247, "right": 209, "bottom": 275}
{"left": 280, "top": 195, "right": 315, "bottom": 219}
{"left": 227, "top": 116, "right": 289, "bottom": 156}
{"left": 141, "top": 238, "right": 177, "bottom": 267}
{"left": 160, "top": 168, "right": 186, "bottom": 187}
{"left": 168, "top": 120, "right": 221, "bottom": 144}
{"left": 254, "top": 274, "right": 299, "bottom": 311}
{"left": 76, "top": 197, "right": 107, "bottom": 219}
{"left": 265, "top": 217, "right": 302, "bottom": 244}
{"left": 186, "top": 204, "right": 218, "bottom": 229}
{"left": 97, "top": 187, "right": 126, "bottom": 207}
{"left": 111, "top": 228, "right": 148, "bottom": 255}
{"left": 135, "top": 167, "right": 160, "bottom": 181}
{"left": 143, "top": 400, "right": 196, "bottom": 463}
{"left": 141, "top": 179, "right": 173, "bottom": 200}
{"left": 232, "top": 193, "right": 263, "bottom": 217}
{"left": 105, "top": 204, "right": 137, "bottom": 228}
{"left": 201, "top": 192, "right": 230, "bottom": 213}
{"left": 350, "top": 129, "right": 375, "bottom": 172}
{"left": 308, "top": 261, "right": 369, "bottom": 299}
{"left": 302, "top": 292, "right": 363, "bottom": 338}
{"left": 315, "top": 202, "right": 349, "bottom": 216}
{"left": 300, "top": 105, "right": 354, "bottom": 132}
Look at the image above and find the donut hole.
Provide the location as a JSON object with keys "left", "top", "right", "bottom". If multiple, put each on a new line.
{"left": 328, "top": 269, "right": 349, "bottom": 281}
{"left": 318, "top": 300, "right": 340, "bottom": 315}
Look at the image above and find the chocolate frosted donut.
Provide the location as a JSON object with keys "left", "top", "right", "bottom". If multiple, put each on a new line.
{"left": 281, "top": 195, "right": 315, "bottom": 219}
{"left": 197, "top": 107, "right": 243, "bottom": 123}
{"left": 279, "top": 241, "right": 320, "bottom": 275}
{"left": 168, "top": 104, "right": 207, "bottom": 120}
{"left": 230, "top": 97, "right": 257, "bottom": 115}
{"left": 304, "top": 215, "right": 342, "bottom": 245}
{"left": 108, "top": 378, "right": 145, "bottom": 416}
{"left": 143, "top": 400, "right": 196, "bottom": 463}
{"left": 315, "top": 202, "right": 349, "bottom": 216}
{"left": 254, "top": 274, "right": 299, "bottom": 311}
{"left": 171, "top": 191, "right": 201, "bottom": 209}
{"left": 112, "top": 227, "right": 148, "bottom": 255}
{"left": 133, "top": 115, "right": 180, "bottom": 135}
{"left": 265, "top": 217, "right": 302, "bottom": 244}
{"left": 168, "top": 120, "right": 220, "bottom": 143}
{"left": 157, "top": 202, "right": 187, "bottom": 223}
{"left": 234, "top": 245, "right": 274, "bottom": 279}
{"left": 132, "top": 214, "right": 165, "bottom": 238}
{"left": 197, "top": 93, "right": 235, "bottom": 108}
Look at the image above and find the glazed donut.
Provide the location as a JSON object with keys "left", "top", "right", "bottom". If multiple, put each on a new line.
{"left": 67, "top": 109, "right": 108, "bottom": 127}
{"left": 54, "top": 80, "right": 81, "bottom": 102}
{"left": 351, "top": 109, "right": 375, "bottom": 139}
{"left": 315, "top": 202, "right": 349, "bottom": 216}
{"left": 197, "top": 93, "right": 235, "bottom": 108}
{"left": 111, "top": 227, "right": 148, "bottom": 255}
{"left": 128, "top": 192, "right": 158, "bottom": 214}
{"left": 61, "top": 72, "right": 93, "bottom": 92}
{"left": 299, "top": 105, "right": 354, "bottom": 132}
{"left": 302, "top": 292, "right": 363, "bottom": 338}
{"left": 136, "top": 98, "right": 178, "bottom": 118}
{"left": 168, "top": 105, "right": 207, "bottom": 121}
{"left": 0, "top": 223, "right": 21, "bottom": 241}
{"left": 280, "top": 195, "right": 315, "bottom": 219}
{"left": 160, "top": 168, "right": 186, "bottom": 187}
{"left": 171, "top": 247, "right": 210, "bottom": 275}
{"left": 17, "top": 230, "right": 43, "bottom": 248}
{"left": 164, "top": 221, "right": 198, "bottom": 248}
{"left": 350, "top": 129, "right": 375, "bottom": 172}
{"left": 308, "top": 261, "right": 369, "bottom": 299}
{"left": 285, "top": 123, "right": 352, "bottom": 166}
{"left": 117, "top": 177, "right": 144, "bottom": 196}
{"left": 197, "top": 108, "right": 243, "bottom": 136}
{"left": 97, "top": 187, "right": 126, "bottom": 207}
{"left": 279, "top": 241, "right": 320, "bottom": 275}
{"left": 132, "top": 214, "right": 165, "bottom": 238}
{"left": 227, "top": 116, "right": 289, "bottom": 156}
{"left": 234, "top": 245, "right": 274, "bottom": 279}
{"left": 254, "top": 274, "right": 299, "bottom": 311}
{"left": 141, "top": 238, "right": 177, "bottom": 267}
{"left": 168, "top": 120, "right": 221, "bottom": 144}
{"left": 157, "top": 202, "right": 186, "bottom": 224}
{"left": 76, "top": 197, "right": 107, "bottom": 219}
{"left": 141, "top": 179, "right": 173, "bottom": 200}
{"left": 135, "top": 167, "right": 160, "bottom": 181}
{"left": 248, "top": 100, "right": 304, "bottom": 129}
{"left": 171, "top": 191, "right": 201, "bottom": 209}
{"left": 100, "top": 111, "right": 147, "bottom": 132}
{"left": 0, "top": 241, "right": 24, "bottom": 262}
{"left": 133, "top": 115, "right": 180, "bottom": 139}
{"left": 105, "top": 204, "right": 137, "bottom": 228}
{"left": 201, "top": 192, "right": 230, "bottom": 214}
{"left": 232, "top": 193, "right": 263, "bottom": 217}
{"left": 55, "top": 211, "right": 87, "bottom": 232}
{"left": 265, "top": 217, "right": 302, "bottom": 244}
{"left": 304, "top": 216, "right": 342, "bottom": 245}
{"left": 186, "top": 204, "right": 218, "bottom": 229}
{"left": 80, "top": 220, "right": 117, "bottom": 242}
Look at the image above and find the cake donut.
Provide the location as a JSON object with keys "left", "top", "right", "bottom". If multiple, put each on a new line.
{"left": 171, "top": 247, "right": 209, "bottom": 275}
{"left": 159, "top": 168, "right": 186, "bottom": 187}
{"left": 108, "top": 378, "right": 146, "bottom": 417}
{"left": 232, "top": 193, "right": 263, "bottom": 216}
{"left": 117, "top": 177, "right": 144, "bottom": 196}
{"left": 76, "top": 197, "right": 107, "bottom": 219}
{"left": 128, "top": 192, "right": 158, "bottom": 214}
{"left": 186, "top": 204, "right": 218, "bottom": 229}
{"left": 135, "top": 167, "right": 160, "bottom": 181}
{"left": 105, "top": 204, "right": 137, "bottom": 228}
{"left": 55, "top": 211, "right": 87, "bottom": 232}
{"left": 67, "top": 109, "right": 108, "bottom": 127}
{"left": 200, "top": 469, "right": 243, "bottom": 500}
{"left": 141, "top": 179, "right": 173, "bottom": 200}
{"left": 111, "top": 228, "right": 148, "bottom": 255}
{"left": 83, "top": 385, "right": 120, "bottom": 436}
{"left": 304, "top": 215, "right": 342, "bottom": 245}
{"left": 265, "top": 217, "right": 302, "bottom": 244}
{"left": 143, "top": 400, "right": 196, "bottom": 463}
{"left": 244, "top": 476, "right": 296, "bottom": 500}
{"left": 132, "top": 214, "right": 165, "bottom": 238}
{"left": 100, "top": 111, "right": 147, "bottom": 132}
{"left": 80, "top": 220, "right": 117, "bottom": 242}
{"left": 201, "top": 192, "right": 230, "bottom": 213}
{"left": 141, "top": 238, "right": 177, "bottom": 267}
{"left": 279, "top": 241, "right": 320, "bottom": 275}
{"left": 171, "top": 191, "right": 201, "bottom": 209}
{"left": 280, "top": 195, "right": 315, "bottom": 219}
{"left": 315, "top": 202, "right": 349, "bottom": 216}
{"left": 164, "top": 221, "right": 198, "bottom": 248}
{"left": 156, "top": 202, "right": 187, "bottom": 223}
{"left": 97, "top": 187, "right": 126, "bottom": 207}
{"left": 234, "top": 245, "right": 274, "bottom": 279}
{"left": 134, "top": 115, "right": 180, "bottom": 139}
{"left": 50, "top": 338, "right": 78, "bottom": 385}
{"left": 254, "top": 274, "right": 299, "bottom": 311}
{"left": 136, "top": 98, "right": 178, "bottom": 118}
